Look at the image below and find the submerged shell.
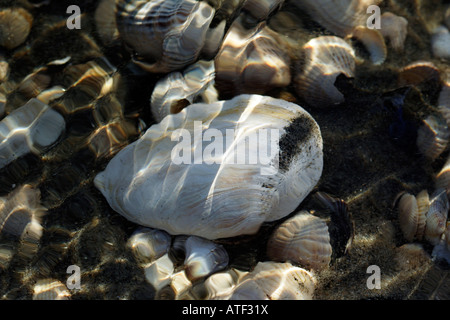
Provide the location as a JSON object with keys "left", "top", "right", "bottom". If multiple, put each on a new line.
{"left": 351, "top": 26, "right": 387, "bottom": 65}
{"left": 294, "top": 36, "right": 355, "bottom": 107}
{"left": 144, "top": 253, "right": 174, "bottom": 291}
{"left": 424, "top": 189, "right": 449, "bottom": 246}
{"left": 0, "top": 98, "right": 65, "bottom": 169}
{"left": 293, "top": 0, "right": 382, "bottom": 37}
{"left": 398, "top": 192, "right": 420, "bottom": 242}
{"left": 116, "top": 0, "right": 221, "bottom": 73}
{"left": 242, "top": 0, "right": 284, "bottom": 21}
{"left": 200, "top": 268, "right": 249, "bottom": 300}
{"left": 267, "top": 210, "right": 332, "bottom": 270}
{"left": 94, "top": 0, "right": 120, "bottom": 46}
{"left": 214, "top": 19, "right": 291, "bottom": 97}
{"left": 127, "top": 227, "right": 172, "bottom": 264}
{"left": 379, "top": 12, "right": 408, "bottom": 52}
{"left": 182, "top": 236, "right": 229, "bottom": 282}
{"left": 150, "top": 60, "right": 218, "bottom": 122}
{"left": 431, "top": 26, "right": 450, "bottom": 60}
{"left": 32, "top": 279, "right": 71, "bottom": 300}
{"left": 415, "top": 190, "right": 430, "bottom": 241}
{"left": 0, "top": 8, "right": 33, "bottom": 50}
{"left": 229, "top": 261, "right": 316, "bottom": 300}
{"left": 94, "top": 94, "right": 323, "bottom": 239}
{"left": 398, "top": 61, "right": 440, "bottom": 87}
{"left": 416, "top": 114, "right": 450, "bottom": 161}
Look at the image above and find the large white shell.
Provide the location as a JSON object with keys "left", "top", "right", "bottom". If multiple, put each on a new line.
{"left": 95, "top": 94, "right": 323, "bottom": 239}
{"left": 294, "top": 36, "right": 355, "bottom": 107}
{"left": 214, "top": 18, "right": 291, "bottom": 97}
{"left": 0, "top": 98, "right": 65, "bottom": 169}
{"left": 116, "top": 0, "right": 221, "bottom": 73}
{"left": 267, "top": 210, "right": 332, "bottom": 270}
{"left": 229, "top": 261, "right": 316, "bottom": 300}
{"left": 150, "top": 60, "right": 218, "bottom": 123}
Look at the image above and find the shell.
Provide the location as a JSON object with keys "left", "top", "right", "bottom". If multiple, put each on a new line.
{"left": 416, "top": 114, "right": 450, "bottom": 161}
{"left": 127, "top": 227, "right": 172, "bottom": 264}
{"left": 397, "top": 192, "right": 420, "bottom": 242}
{"left": 424, "top": 189, "right": 449, "bottom": 246}
{"left": 267, "top": 210, "right": 332, "bottom": 270}
{"left": 0, "top": 98, "right": 66, "bottom": 170}
{"left": 431, "top": 26, "right": 450, "bottom": 60}
{"left": 94, "top": 94, "right": 323, "bottom": 239}
{"left": 435, "top": 156, "right": 450, "bottom": 193}
{"left": 150, "top": 60, "right": 218, "bottom": 123}
{"left": 94, "top": 0, "right": 120, "bottom": 46}
{"left": 157, "top": 270, "right": 192, "bottom": 300}
{"left": 379, "top": 12, "right": 408, "bottom": 52}
{"left": 351, "top": 26, "right": 387, "bottom": 65}
{"left": 200, "top": 268, "right": 249, "bottom": 300}
{"left": 294, "top": 36, "right": 355, "bottom": 107}
{"left": 0, "top": 8, "right": 33, "bottom": 50}
{"left": 292, "top": 0, "right": 382, "bottom": 37}
{"left": 144, "top": 253, "right": 175, "bottom": 291}
{"left": 242, "top": 0, "right": 284, "bottom": 21}
{"left": 214, "top": 19, "right": 291, "bottom": 98}
{"left": 32, "top": 279, "right": 71, "bottom": 300}
{"left": 229, "top": 261, "right": 316, "bottom": 300}
{"left": 116, "top": 0, "right": 222, "bottom": 73}
{"left": 438, "top": 73, "right": 450, "bottom": 126}
{"left": 398, "top": 61, "right": 440, "bottom": 87}
{"left": 415, "top": 190, "right": 429, "bottom": 241}
{"left": 182, "top": 236, "right": 229, "bottom": 282}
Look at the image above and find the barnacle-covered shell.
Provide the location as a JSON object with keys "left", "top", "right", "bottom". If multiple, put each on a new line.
{"left": 0, "top": 98, "right": 65, "bottom": 169}
{"left": 398, "top": 61, "right": 440, "bottom": 87}
{"left": 379, "top": 12, "right": 408, "bottom": 52}
{"left": 94, "top": 94, "right": 323, "bottom": 239}
{"left": 424, "top": 189, "right": 449, "bottom": 246}
{"left": 294, "top": 36, "right": 355, "bottom": 107}
{"left": 127, "top": 227, "right": 172, "bottom": 264}
{"left": 292, "top": 0, "right": 382, "bottom": 37}
{"left": 267, "top": 210, "right": 332, "bottom": 270}
{"left": 431, "top": 26, "right": 450, "bottom": 60}
{"left": 116, "top": 0, "right": 222, "bottom": 73}
{"left": 0, "top": 8, "right": 33, "bottom": 50}
{"left": 229, "top": 261, "right": 316, "bottom": 300}
{"left": 214, "top": 19, "right": 291, "bottom": 98}
{"left": 150, "top": 60, "right": 218, "bottom": 122}
{"left": 416, "top": 114, "right": 450, "bottom": 161}
{"left": 182, "top": 236, "right": 229, "bottom": 282}
{"left": 32, "top": 279, "right": 71, "bottom": 300}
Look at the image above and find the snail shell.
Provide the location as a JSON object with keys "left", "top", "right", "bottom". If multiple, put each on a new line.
{"left": 150, "top": 60, "right": 218, "bottom": 123}
{"left": 229, "top": 261, "right": 316, "bottom": 300}
{"left": 116, "top": 0, "right": 222, "bottom": 73}
{"left": 214, "top": 18, "right": 291, "bottom": 98}
{"left": 95, "top": 94, "right": 323, "bottom": 239}
{"left": 294, "top": 36, "right": 355, "bottom": 107}
{"left": 379, "top": 12, "right": 408, "bottom": 52}
{"left": 267, "top": 210, "right": 332, "bottom": 270}
{"left": 32, "top": 279, "right": 71, "bottom": 300}
{"left": 0, "top": 8, "right": 33, "bottom": 50}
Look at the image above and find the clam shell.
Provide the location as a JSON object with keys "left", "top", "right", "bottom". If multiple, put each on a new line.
{"left": 398, "top": 61, "right": 440, "bottom": 87}
{"left": 267, "top": 210, "right": 332, "bottom": 270}
{"left": 415, "top": 190, "right": 429, "bottom": 241}
{"left": 214, "top": 19, "right": 291, "bottom": 97}
{"left": 229, "top": 261, "right": 316, "bottom": 300}
{"left": 150, "top": 60, "right": 218, "bottom": 123}
{"left": 292, "top": 0, "right": 382, "bottom": 37}
{"left": 116, "top": 0, "right": 220, "bottom": 73}
{"left": 416, "top": 114, "right": 450, "bottom": 161}
{"left": 94, "top": 94, "right": 323, "bottom": 239}
{"left": 398, "top": 192, "right": 420, "bottom": 242}
{"left": 127, "top": 227, "right": 172, "bottom": 264}
{"left": 424, "top": 189, "right": 449, "bottom": 246}
{"left": 0, "top": 8, "right": 33, "bottom": 50}
{"left": 183, "top": 236, "right": 229, "bottom": 282}
{"left": 431, "top": 26, "right": 450, "bottom": 60}
{"left": 351, "top": 26, "right": 387, "bottom": 65}
{"left": 294, "top": 36, "right": 355, "bottom": 107}
{"left": 379, "top": 12, "right": 408, "bottom": 52}
{"left": 32, "top": 279, "right": 71, "bottom": 300}
{"left": 0, "top": 98, "right": 65, "bottom": 169}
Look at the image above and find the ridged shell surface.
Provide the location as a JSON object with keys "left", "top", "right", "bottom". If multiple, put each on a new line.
{"left": 267, "top": 210, "right": 332, "bottom": 270}
{"left": 94, "top": 94, "right": 323, "bottom": 239}
{"left": 398, "top": 192, "right": 420, "bottom": 242}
